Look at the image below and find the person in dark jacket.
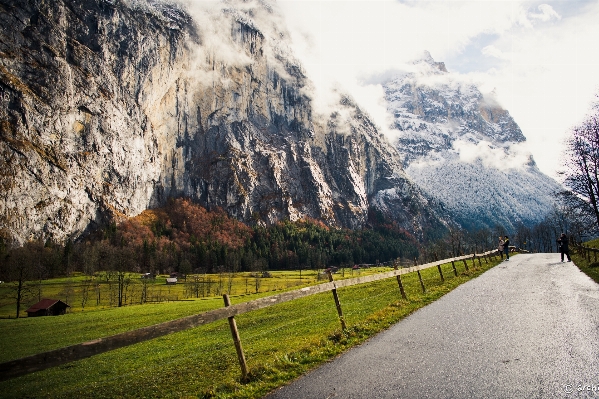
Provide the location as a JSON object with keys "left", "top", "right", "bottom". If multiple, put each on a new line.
{"left": 503, "top": 236, "right": 510, "bottom": 260}
{"left": 557, "top": 233, "right": 571, "bottom": 262}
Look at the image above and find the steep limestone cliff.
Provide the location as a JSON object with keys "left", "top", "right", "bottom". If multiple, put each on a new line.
{"left": 0, "top": 0, "right": 445, "bottom": 245}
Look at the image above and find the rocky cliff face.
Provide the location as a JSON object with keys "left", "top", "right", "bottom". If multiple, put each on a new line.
{"left": 0, "top": 0, "right": 445, "bottom": 245}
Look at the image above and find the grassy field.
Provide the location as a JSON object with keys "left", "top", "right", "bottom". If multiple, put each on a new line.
{"left": 0, "top": 267, "right": 386, "bottom": 319}
{"left": 0, "top": 255, "right": 504, "bottom": 398}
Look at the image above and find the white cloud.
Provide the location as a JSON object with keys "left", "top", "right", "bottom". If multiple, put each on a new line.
{"left": 482, "top": 45, "right": 512, "bottom": 60}
{"left": 452, "top": 140, "right": 531, "bottom": 170}
{"left": 145, "top": 0, "right": 597, "bottom": 179}
{"left": 468, "top": 2, "right": 599, "bottom": 178}
{"left": 529, "top": 4, "right": 561, "bottom": 22}
{"left": 278, "top": 0, "right": 531, "bottom": 143}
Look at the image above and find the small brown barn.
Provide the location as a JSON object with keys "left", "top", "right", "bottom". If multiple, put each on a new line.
{"left": 26, "top": 299, "right": 70, "bottom": 317}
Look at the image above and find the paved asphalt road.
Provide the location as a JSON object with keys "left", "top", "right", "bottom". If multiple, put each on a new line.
{"left": 265, "top": 254, "right": 599, "bottom": 399}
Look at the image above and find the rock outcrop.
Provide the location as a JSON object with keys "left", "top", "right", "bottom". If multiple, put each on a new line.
{"left": 0, "top": 0, "right": 446, "bottom": 245}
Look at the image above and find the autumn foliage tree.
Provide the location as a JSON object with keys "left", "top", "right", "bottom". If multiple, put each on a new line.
{"left": 113, "top": 198, "right": 254, "bottom": 273}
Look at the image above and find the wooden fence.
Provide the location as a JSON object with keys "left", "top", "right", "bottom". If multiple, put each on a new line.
{"left": 0, "top": 249, "right": 501, "bottom": 382}
{"left": 577, "top": 244, "right": 599, "bottom": 263}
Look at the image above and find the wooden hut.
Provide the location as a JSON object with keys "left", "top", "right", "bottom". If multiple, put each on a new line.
{"left": 26, "top": 299, "right": 70, "bottom": 317}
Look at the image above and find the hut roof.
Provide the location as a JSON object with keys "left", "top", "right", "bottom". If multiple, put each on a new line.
{"left": 26, "top": 299, "right": 70, "bottom": 313}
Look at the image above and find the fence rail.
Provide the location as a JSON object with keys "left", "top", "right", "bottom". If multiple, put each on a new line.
{"left": 0, "top": 250, "right": 500, "bottom": 382}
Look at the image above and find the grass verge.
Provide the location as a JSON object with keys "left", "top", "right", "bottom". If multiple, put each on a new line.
{"left": 571, "top": 239, "right": 599, "bottom": 284}
{"left": 0, "top": 255, "right": 503, "bottom": 398}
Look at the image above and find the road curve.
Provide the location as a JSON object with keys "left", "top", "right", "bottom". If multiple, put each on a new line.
{"left": 265, "top": 254, "right": 599, "bottom": 399}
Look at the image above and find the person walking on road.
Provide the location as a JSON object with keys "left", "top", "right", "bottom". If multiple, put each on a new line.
{"left": 498, "top": 237, "right": 505, "bottom": 259}
{"left": 503, "top": 236, "right": 510, "bottom": 261}
{"left": 557, "top": 233, "right": 571, "bottom": 262}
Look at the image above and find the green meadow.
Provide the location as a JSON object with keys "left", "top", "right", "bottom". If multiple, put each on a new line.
{"left": 0, "top": 267, "right": 391, "bottom": 319}
{"left": 0, "top": 256, "right": 503, "bottom": 398}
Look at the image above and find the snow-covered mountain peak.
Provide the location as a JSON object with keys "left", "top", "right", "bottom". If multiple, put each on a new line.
{"left": 382, "top": 55, "right": 560, "bottom": 231}
{"left": 385, "top": 58, "right": 526, "bottom": 169}
{"left": 411, "top": 50, "right": 448, "bottom": 74}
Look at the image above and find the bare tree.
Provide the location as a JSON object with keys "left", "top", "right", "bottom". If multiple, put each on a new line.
{"left": 59, "top": 278, "right": 75, "bottom": 308}
{"left": 140, "top": 275, "right": 150, "bottom": 303}
{"left": 562, "top": 98, "right": 599, "bottom": 229}
{"left": 472, "top": 228, "right": 493, "bottom": 253}
{"left": 112, "top": 249, "right": 132, "bottom": 308}
{"left": 4, "top": 244, "right": 36, "bottom": 318}
{"left": 556, "top": 190, "right": 596, "bottom": 242}
{"left": 514, "top": 222, "right": 532, "bottom": 252}
{"left": 532, "top": 218, "right": 558, "bottom": 253}
{"left": 80, "top": 278, "right": 93, "bottom": 310}
{"left": 448, "top": 227, "right": 465, "bottom": 256}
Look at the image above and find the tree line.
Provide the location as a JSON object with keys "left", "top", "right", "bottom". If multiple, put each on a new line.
{"left": 421, "top": 196, "right": 590, "bottom": 264}
{"left": 0, "top": 198, "right": 423, "bottom": 315}
{"left": 0, "top": 192, "right": 593, "bottom": 280}
{"left": 2, "top": 155, "right": 597, "bottom": 317}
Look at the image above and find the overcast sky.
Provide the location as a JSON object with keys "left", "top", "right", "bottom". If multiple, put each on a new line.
{"left": 277, "top": 0, "right": 599, "bottom": 179}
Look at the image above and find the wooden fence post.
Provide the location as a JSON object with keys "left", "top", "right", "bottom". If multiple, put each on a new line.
{"left": 394, "top": 266, "right": 408, "bottom": 300}
{"left": 393, "top": 266, "right": 408, "bottom": 299}
{"left": 414, "top": 259, "right": 426, "bottom": 293}
{"left": 451, "top": 260, "right": 458, "bottom": 276}
{"left": 417, "top": 270, "right": 426, "bottom": 293}
{"left": 462, "top": 257, "right": 469, "bottom": 271}
{"left": 434, "top": 253, "right": 444, "bottom": 282}
{"left": 471, "top": 255, "right": 477, "bottom": 269}
{"left": 327, "top": 271, "right": 347, "bottom": 330}
{"left": 477, "top": 255, "right": 482, "bottom": 267}
{"left": 223, "top": 294, "right": 249, "bottom": 382}
{"left": 437, "top": 264, "right": 444, "bottom": 282}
